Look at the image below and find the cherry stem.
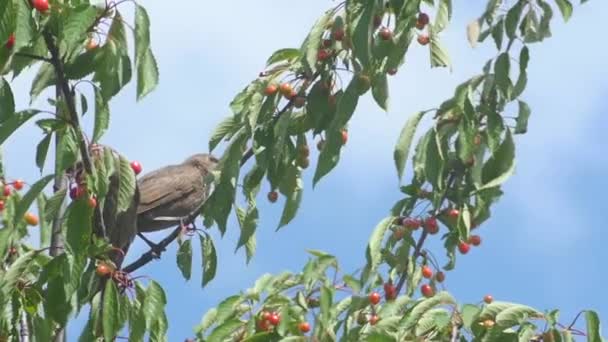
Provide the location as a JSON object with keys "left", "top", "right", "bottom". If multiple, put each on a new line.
{"left": 394, "top": 173, "right": 456, "bottom": 296}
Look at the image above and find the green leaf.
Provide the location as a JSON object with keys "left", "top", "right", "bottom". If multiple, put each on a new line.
{"left": 56, "top": 127, "right": 79, "bottom": 173}
{"left": 93, "top": 87, "right": 110, "bottom": 143}
{"left": 495, "top": 304, "right": 542, "bottom": 328}
{"left": 424, "top": 129, "right": 446, "bottom": 190}
{"left": 207, "top": 318, "right": 243, "bottom": 342}
{"left": 394, "top": 111, "right": 426, "bottom": 180}
{"left": 177, "top": 239, "right": 193, "bottom": 281}
{"left": 515, "top": 100, "right": 531, "bottom": 134}
{"left": 433, "top": 0, "right": 452, "bottom": 33}
{"left": 479, "top": 129, "right": 515, "bottom": 191}
{"left": 44, "top": 188, "right": 67, "bottom": 225}
{"left": 461, "top": 304, "right": 481, "bottom": 329}
{"left": 266, "top": 48, "right": 300, "bottom": 66}
{"left": 403, "top": 292, "right": 456, "bottom": 330}
{"left": 0, "top": 109, "right": 38, "bottom": 145}
{"left": 348, "top": 1, "right": 375, "bottom": 69}
{"left": 491, "top": 18, "right": 504, "bottom": 49}
{"left": 137, "top": 48, "right": 159, "bottom": 101}
{"left": 66, "top": 198, "right": 93, "bottom": 258}
{"left": 330, "top": 78, "right": 360, "bottom": 130}
{"left": 429, "top": 37, "right": 451, "bottom": 68}
{"left": 13, "top": 174, "right": 53, "bottom": 226}
{"left": 278, "top": 169, "right": 303, "bottom": 229}
{"left": 371, "top": 72, "right": 389, "bottom": 111}
{"left": 195, "top": 308, "right": 217, "bottom": 335}
{"left": 116, "top": 155, "right": 137, "bottom": 213}
{"left": 300, "top": 10, "right": 333, "bottom": 72}
{"left": 103, "top": 280, "right": 122, "bottom": 341}
{"left": 60, "top": 5, "right": 97, "bottom": 50}
{"left": 365, "top": 217, "right": 395, "bottom": 274}
{"left": 209, "top": 115, "right": 240, "bottom": 152}
{"left": 30, "top": 63, "right": 55, "bottom": 102}
{"left": 555, "top": 0, "right": 573, "bottom": 21}
{"left": 143, "top": 281, "right": 167, "bottom": 329}
{"left": 494, "top": 53, "right": 511, "bottom": 98}
{"left": 200, "top": 233, "right": 218, "bottom": 287}
{"left": 35, "top": 134, "right": 52, "bottom": 173}
{"left": 0, "top": 77, "right": 15, "bottom": 122}
{"left": 134, "top": 4, "right": 151, "bottom": 65}
{"left": 505, "top": 1, "right": 524, "bottom": 39}
{"left": 585, "top": 310, "right": 602, "bottom": 342}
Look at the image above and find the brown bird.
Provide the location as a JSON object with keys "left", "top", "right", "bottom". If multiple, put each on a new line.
{"left": 136, "top": 153, "right": 218, "bottom": 247}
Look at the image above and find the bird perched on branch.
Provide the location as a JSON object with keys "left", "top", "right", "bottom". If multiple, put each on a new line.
{"left": 135, "top": 153, "right": 218, "bottom": 248}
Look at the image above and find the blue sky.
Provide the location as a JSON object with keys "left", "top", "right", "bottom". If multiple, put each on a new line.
{"left": 3, "top": 0, "right": 607, "bottom": 339}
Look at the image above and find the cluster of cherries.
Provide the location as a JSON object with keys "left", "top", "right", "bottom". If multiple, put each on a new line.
{"left": 262, "top": 80, "right": 348, "bottom": 205}
{"left": 0, "top": 179, "right": 39, "bottom": 226}
{"left": 255, "top": 310, "right": 311, "bottom": 334}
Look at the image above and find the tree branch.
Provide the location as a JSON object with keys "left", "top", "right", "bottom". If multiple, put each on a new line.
{"left": 395, "top": 173, "right": 457, "bottom": 295}
{"left": 122, "top": 226, "right": 182, "bottom": 273}
{"left": 41, "top": 30, "right": 107, "bottom": 239}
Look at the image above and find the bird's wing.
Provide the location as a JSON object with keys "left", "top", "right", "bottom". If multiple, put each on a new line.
{"left": 136, "top": 165, "right": 198, "bottom": 216}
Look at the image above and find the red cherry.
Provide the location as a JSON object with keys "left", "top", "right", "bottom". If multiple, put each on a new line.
{"left": 24, "top": 212, "right": 38, "bottom": 226}
{"left": 318, "top": 49, "right": 332, "bottom": 62}
{"left": 0, "top": 200, "right": 5, "bottom": 211}
{"left": 340, "top": 130, "right": 348, "bottom": 145}
{"left": 469, "top": 235, "right": 482, "bottom": 246}
{"left": 279, "top": 83, "right": 293, "bottom": 97}
{"left": 261, "top": 311, "right": 272, "bottom": 321}
{"left": 417, "top": 34, "right": 430, "bottom": 46}
{"left": 95, "top": 263, "right": 113, "bottom": 277}
{"left": 12, "top": 180, "right": 24, "bottom": 191}
{"left": 416, "top": 13, "right": 430, "bottom": 29}
{"left": 3, "top": 185, "right": 11, "bottom": 197}
{"left": 424, "top": 217, "right": 439, "bottom": 235}
{"left": 421, "top": 266, "right": 433, "bottom": 279}
{"left": 421, "top": 284, "right": 434, "bottom": 298}
{"left": 298, "top": 322, "right": 311, "bottom": 333}
{"left": 31, "top": 0, "right": 49, "bottom": 12}
{"left": 322, "top": 39, "right": 333, "bottom": 48}
{"left": 264, "top": 84, "right": 278, "bottom": 96}
{"left": 6, "top": 33, "right": 15, "bottom": 50}
{"left": 483, "top": 295, "right": 493, "bottom": 304}
{"left": 70, "top": 185, "right": 86, "bottom": 200}
{"left": 333, "top": 28, "right": 345, "bottom": 41}
{"left": 384, "top": 283, "right": 397, "bottom": 300}
{"left": 379, "top": 27, "right": 393, "bottom": 41}
{"left": 268, "top": 313, "right": 281, "bottom": 326}
{"left": 447, "top": 209, "right": 459, "bottom": 219}
{"left": 387, "top": 68, "right": 398, "bottom": 76}
{"left": 267, "top": 191, "right": 278, "bottom": 203}
{"left": 257, "top": 319, "right": 271, "bottom": 331}
{"left": 87, "top": 196, "right": 97, "bottom": 208}
{"left": 369, "top": 292, "right": 381, "bottom": 305}
{"left": 435, "top": 271, "right": 445, "bottom": 283}
{"left": 458, "top": 241, "right": 471, "bottom": 254}
{"left": 368, "top": 315, "right": 380, "bottom": 325}
{"left": 130, "top": 161, "right": 143, "bottom": 175}
{"left": 402, "top": 217, "right": 420, "bottom": 230}
{"left": 85, "top": 39, "right": 98, "bottom": 51}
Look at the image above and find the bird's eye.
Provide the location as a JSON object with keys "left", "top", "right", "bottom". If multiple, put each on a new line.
{"left": 209, "top": 156, "right": 219, "bottom": 163}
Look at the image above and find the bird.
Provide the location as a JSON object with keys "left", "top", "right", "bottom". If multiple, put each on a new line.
{"left": 135, "top": 153, "right": 219, "bottom": 248}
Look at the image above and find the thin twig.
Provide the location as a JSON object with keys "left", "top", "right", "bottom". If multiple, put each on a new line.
{"left": 123, "top": 226, "right": 182, "bottom": 273}
{"left": 395, "top": 173, "right": 457, "bottom": 295}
